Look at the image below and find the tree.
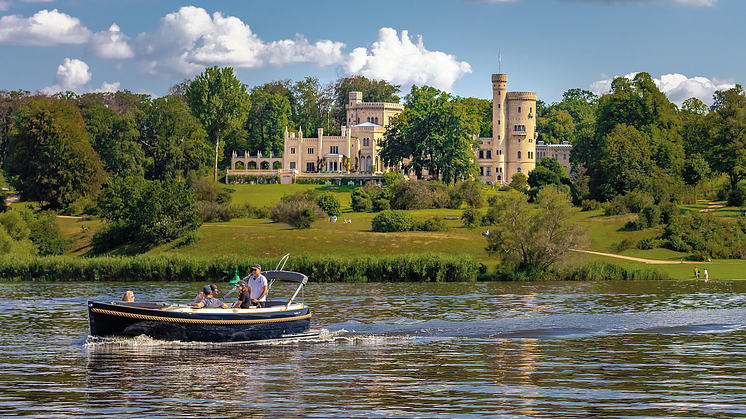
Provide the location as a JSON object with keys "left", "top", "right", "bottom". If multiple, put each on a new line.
{"left": 185, "top": 66, "right": 251, "bottom": 182}
{"left": 316, "top": 192, "right": 341, "bottom": 216}
{"left": 78, "top": 102, "right": 145, "bottom": 178}
{"left": 509, "top": 172, "right": 528, "bottom": 191}
{"left": 333, "top": 75, "right": 400, "bottom": 130}
{"left": 710, "top": 85, "right": 746, "bottom": 191}
{"left": 683, "top": 153, "right": 711, "bottom": 203}
{"left": 486, "top": 188, "right": 588, "bottom": 271}
{"left": 139, "top": 95, "right": 210, "bottom": 180}
{"left": 246, "top": 87, "right": 293, "bottom": 156}
{"left": 97, "top": 176, "right": 201, "bottom": 245}
{"left": 381, "top": 85, "right": 479, "bottom": 182}
{"left": 9, "top": 99, "right": 106, "bottom": 209}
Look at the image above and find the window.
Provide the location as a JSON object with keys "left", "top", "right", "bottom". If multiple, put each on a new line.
{"left": 290, "top": 162, "right": 296, "bottom": 169}
{"left": 486, "top": 167, "right": 492, "bottom": 176}
{"left": 497, "top": 175, "right": 501, "bottom": 181}
{"left": 517, "top": 151, "right": 522, "bottom": 159}
{"left": 306, "top": 162, "right": 315, "bottom": 172}
{"left": 486, "top": 150, "right": 492, "bottom": 159}
{"left": 498, "top": 104, "right": 501, "bottom": 109}
{"left": 479, "top": 150, "right": 484, "bottom": 159}
{"left": 498, "top": 120, "right": 501, "bottom": 125}
{"left": 528, "top": 151, "right": 533, "bottom": 159}
{"left": 307, "top": 147, "right": 314, "bottom": 155}
{"left": 290, "top": 147, "right": 296, "bottom": 154}
{"left": 518, "top": 107, "right": 521, "bottom": 113}
{"left": 564, "top": 154, "right": 567, "bottom": 160}
{"left": 375, "top": 117, "right": 379, "bottom": 124}
{"left": 498, "top": 167, "right": 502, "bottom": 173}
{"left": 517, "top": 167, "right": 521, "bottom": 173}
{"left": 330, "top": 146, "right": 339, "bottom": 154}
{"left": 480, "top": 167, "right": 484, "bottom": 176}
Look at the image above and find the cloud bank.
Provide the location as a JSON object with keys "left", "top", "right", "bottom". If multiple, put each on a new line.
{"left": 0, "top": 9, "right": 90, "bottom": 46}
{"left": 42, "top": 58, "right": 120, "bottom": 94}
{"left": 590, "top": 72, "right": 735, "bottom": 106}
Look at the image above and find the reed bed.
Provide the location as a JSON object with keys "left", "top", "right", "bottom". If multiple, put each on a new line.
{"left": 0, "top": 253, "right": 477, "bottom": 283}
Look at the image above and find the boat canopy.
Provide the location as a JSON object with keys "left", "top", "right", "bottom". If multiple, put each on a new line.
{"left": 263, "top": 270, "right": 308, "bottom": 285}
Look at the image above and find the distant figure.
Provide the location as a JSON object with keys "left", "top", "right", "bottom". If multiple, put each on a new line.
{"left": 344, "top": 218, "right": 351, "bottom": 224}
{"left": 194, "top": 284, "right": 218, "bottom": 304}
{"left": 482, "top": 229, "right": 490, "bottom": 237}
{"left": 333, "top": 215, "right": 337, "bottom": 222}
{"left": 121, "top": 291, "right": 134, "bottom": 302}
{"left": 704, "top": 269, "right": 709, "bottom": 281}
{"left": 694, "top": 266, "right": 700, "bottom": 280}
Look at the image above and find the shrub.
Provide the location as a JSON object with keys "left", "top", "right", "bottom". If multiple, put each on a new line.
{"left": 482, "top": 206, "right": 499, "bottom": 226}
{"left": 316, "top": 192, "right": 341, "bottom": 216}
{"left": 461, "top": 208, "right": 481, "bottom": 229}
{"left": 640, "top": 205, "right": 661, "bottom": 228}
{"left": 390, "top": 181, "right": 435, "bottom": 210}
{"left": 351, "top": 188, "right": 373, "bottom": 212}
{"left": 371, "top": 210, "right": 414, "bottom": 232}
{"left": 581, "top": 199, "right": 601, "bottom": 211}
{"left": 374, "top": 198, "right": 391, "bottom": 211}
{"left": 197, "top": 201, "right": 243, "bottom": 222}
{"left": 269, "top": 200, "right": 325, "bottom": 228}
{"left": 728, "top": 186, "right": 746, "bottom": 207}
{"left": 637, "top": 237, "right": 660, "bottom": 250}
{"left": 611, "top": 238, "right": 637, "bottom": 252}
{"left": 659, "top": 201, "right": 679, "bottom": 224}
{"left": 294, "top": 208, "right": 317, "bottom": 229}
{"left": 415, "top": 216, "right": 448, "bottom": 232}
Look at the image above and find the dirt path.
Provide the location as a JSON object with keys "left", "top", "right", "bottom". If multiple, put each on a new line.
{"left": 700, "top": 201, "right": 725, "bottom": 212}
{"left": 571, "top": 249, "right": 700, "bottom": 264}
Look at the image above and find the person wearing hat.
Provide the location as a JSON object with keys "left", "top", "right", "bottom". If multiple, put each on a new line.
{"left": 191, "top": 285, "right": 228, "bottom": 309}
{"left": 193, "top": 284, "right": 218, "bottom": 304}
{"left": 243, "top": 264, "right": 268, "bottom": 308}
{"left": 232, "top": 280, "right": 252, "bottom": 309}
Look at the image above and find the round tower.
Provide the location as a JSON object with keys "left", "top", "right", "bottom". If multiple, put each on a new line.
{"left": 505, "top": 91, "right": 538, "bottom": 179}
{"left": 492, "top": 74, "right": 507, "bottom": 182}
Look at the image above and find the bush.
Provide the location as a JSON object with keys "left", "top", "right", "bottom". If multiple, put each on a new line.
{"left": 482, "top": 207, "right": 499, "bottom": 226}
{"left": 640, "top": 205, "right": 661, "bottom": 228}
{"left": 415, "top": 216, "right": 448, "bottom": 232}
{"left": 728, "top": 186, "right": 746, "bottom": 207}
{"left": 637, "top": 237, "right": 660, "bottom": 250}
{"left": 374, "top": 198, "right": 391, "bottom": 211}
{"left": 351, "top": 188, "right": 373, "bottom": 212}
{"left": 316, "top": 192, "right": 341, "bottom": 216}
{"left": 372, "top": 210, "right": 414, "bottom": 232}
{"left": 390, "top": 181, "right": 436, "bottom": 210}
{"left": 197, "top": 201, "right": 243, "bottom": 222}
{"left": 581, "top": 199, "right": 601, "bottom": 211}
{"left": 294, "top": 208, "right": 317, "bottom": 229}
{"left": 461, "top": 208, "right": 481, "bottom": 229}
{"left": 269, "top": 200, "right": 325, "bottom": 228}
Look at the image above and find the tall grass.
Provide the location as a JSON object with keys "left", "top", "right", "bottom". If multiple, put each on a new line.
{"left": 0, "top": 253, "right": 477, "bottom": 283}
{"left": 562, "top": 261, "right": 669, "bottom": 280}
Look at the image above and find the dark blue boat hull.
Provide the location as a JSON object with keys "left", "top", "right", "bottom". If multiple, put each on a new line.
{"left": 88, "top": 301, "right": 312, "bottom": 342}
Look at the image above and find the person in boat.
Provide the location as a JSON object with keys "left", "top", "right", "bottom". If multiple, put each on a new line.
{"left": 191, "top": 285, "right": 228, "bottom": 309}
{"left": 121, "top": 291, "right": 134, "bottom": 302}
{"left": 243, "top": 264, "right": 268, "bottom": 308}
{"left": 232, "top": 280, "right": 252, "bottom": 309}
{"left": 193, "top": 284, "right": 218, "bottom": 304}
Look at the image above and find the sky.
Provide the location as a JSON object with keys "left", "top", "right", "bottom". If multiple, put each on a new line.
{"left": 0, "top": 0, "right": 743, "bottom": 106}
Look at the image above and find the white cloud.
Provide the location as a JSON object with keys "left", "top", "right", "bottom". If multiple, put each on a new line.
{"left": 86, "top": 23, "right": 134, "bottom": 59}
{"left": 0, "top": 9, "right": 91, "bottom": 46}
{"left": 43, "top": 58, "right": 92, "bottom": 93}
{"left": 589, "top": 72, "right": 735, "bottom": 106}
{"left": 131, "top": 6, "right": 346, "bottom": 79}
{"left": 0, "top": 1, "right": 10, "bottom": 12}
{"left": 344, "top": 28, "right": 472, "bottom": 92}
{"left": 95, "top": 81, "right": 121, "bottom": 93}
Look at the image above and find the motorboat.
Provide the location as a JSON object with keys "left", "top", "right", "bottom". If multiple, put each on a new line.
{"left": 87, "top": 269, "right": 317, "bottom": 343}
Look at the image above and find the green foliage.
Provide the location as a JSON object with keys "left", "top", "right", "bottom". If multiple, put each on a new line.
{"left": 9, "top": 99, "right": 106, "bottom": 210}
{"left": 246, "top": 87, "right": 293, "bottom": 156}
{"left": 351, "top": 188, "right": 373, "bottom": 212}
{"left": 486, "top": 188, "right": 589, "bottom": 271}
{"left": 190, "top": 176, "right": 233, "bottom": 203}
{"left": 461, "top": 208, "right": 481, "bottom": 229}
{"left": 563, "top": 261, "right": 668, "bottom": 281}
{"left": 371, "top": 210, "right": 414, "bottom": 232}
{"left": 196, "top": 201, "right": 243, "bottom": 222}
{"left": 455, "top": 180, "right": 484, "bottom": 208}
{"left": 269, "top": 200, "right": 324, "bottom": 228}
{"left": 381, "top": 85, "right": 479, "bottom": 182}
{"left": 581, "top": 199, "right": 601, "bottom": 211}
{"left": 640, "top": 205, "right": 662, "bottom": 228}
{"left": 414, "top": 216, "right": 449, "bottom": 232}
{"left": 96, "top": 176, "right": 201, "bottom": 248}
{"left": 728, "top": 186, "right": 746, "bottom": 207}
{"left": 316, "top": 191, "right": 341, "bottom": 216}
{"left": 509, "top": 173, "right": 528, "bottom": 192}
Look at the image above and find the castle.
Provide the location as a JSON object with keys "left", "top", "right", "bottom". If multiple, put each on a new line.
{"left": 228, "top": 73, "right": 571, "bottom": 184}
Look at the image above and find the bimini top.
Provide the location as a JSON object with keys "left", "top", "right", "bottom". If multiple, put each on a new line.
{"left": 263, "top": 270, "right": 308, "bottom": 285}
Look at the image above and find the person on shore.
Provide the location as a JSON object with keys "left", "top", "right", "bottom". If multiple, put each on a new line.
{"left": 194, "top": 284, "right": 218, "bottom": 304}
{"left": 121, "top": 291, "right": 134, "bottom": 302}
{"left": 694, "top": 266, "right": 699, "bottom": 279}
{"left": 243, "top": 264, "right": 268, "bottom": 308}
{"left": 704, "top": 269, "right": 709, "bottom": 281}
{"left": 232, "top": 281, "right": 252, "bottom": 309}
{"left": 192, "top": 285, "right": 228, "bottom": 309}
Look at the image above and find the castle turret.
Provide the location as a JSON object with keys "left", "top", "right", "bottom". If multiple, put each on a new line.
{"left": 492, "top": 74, "right": 507, "bottom": 180}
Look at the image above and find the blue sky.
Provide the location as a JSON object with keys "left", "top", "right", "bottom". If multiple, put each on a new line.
{"left": 0, "top": 0, "right": 742, "bottom": 106}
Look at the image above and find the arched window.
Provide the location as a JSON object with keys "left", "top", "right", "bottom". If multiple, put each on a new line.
{"left": 517, "top": 167, "right": 521, "bottom": 173}
{"left": 518, "top": 107, "right": 521, "bottom": 113}
{"left": 375, "top": 117, "right": 379, "bottom": 124}
{"left": 517, "top": 151, "right": 522, "bottom": 159}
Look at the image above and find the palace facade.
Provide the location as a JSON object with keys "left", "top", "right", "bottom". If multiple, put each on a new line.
{"left": 228, "top": 73, "right": 571, "bottom": 184}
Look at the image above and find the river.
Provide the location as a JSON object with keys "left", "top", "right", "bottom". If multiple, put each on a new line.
{"left": 3, "top": 280, "right": 746, "bottom": 418}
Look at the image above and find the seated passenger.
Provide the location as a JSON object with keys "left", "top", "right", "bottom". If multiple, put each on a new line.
{"left": 194, "top": 284, "right": 218, "bottom": 304}
{"left": 121, "top": 291, "right": 134, "bottom": 302}
{"left": 232, "top": 280, "right": 251, "bottom": 309}
{"left": 191, "top": 285, "right": 228, "bottom": 309}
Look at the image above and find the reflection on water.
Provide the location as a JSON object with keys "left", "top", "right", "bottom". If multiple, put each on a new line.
{"left": 2, "top": 280, "right": 746, "bottom": 417}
